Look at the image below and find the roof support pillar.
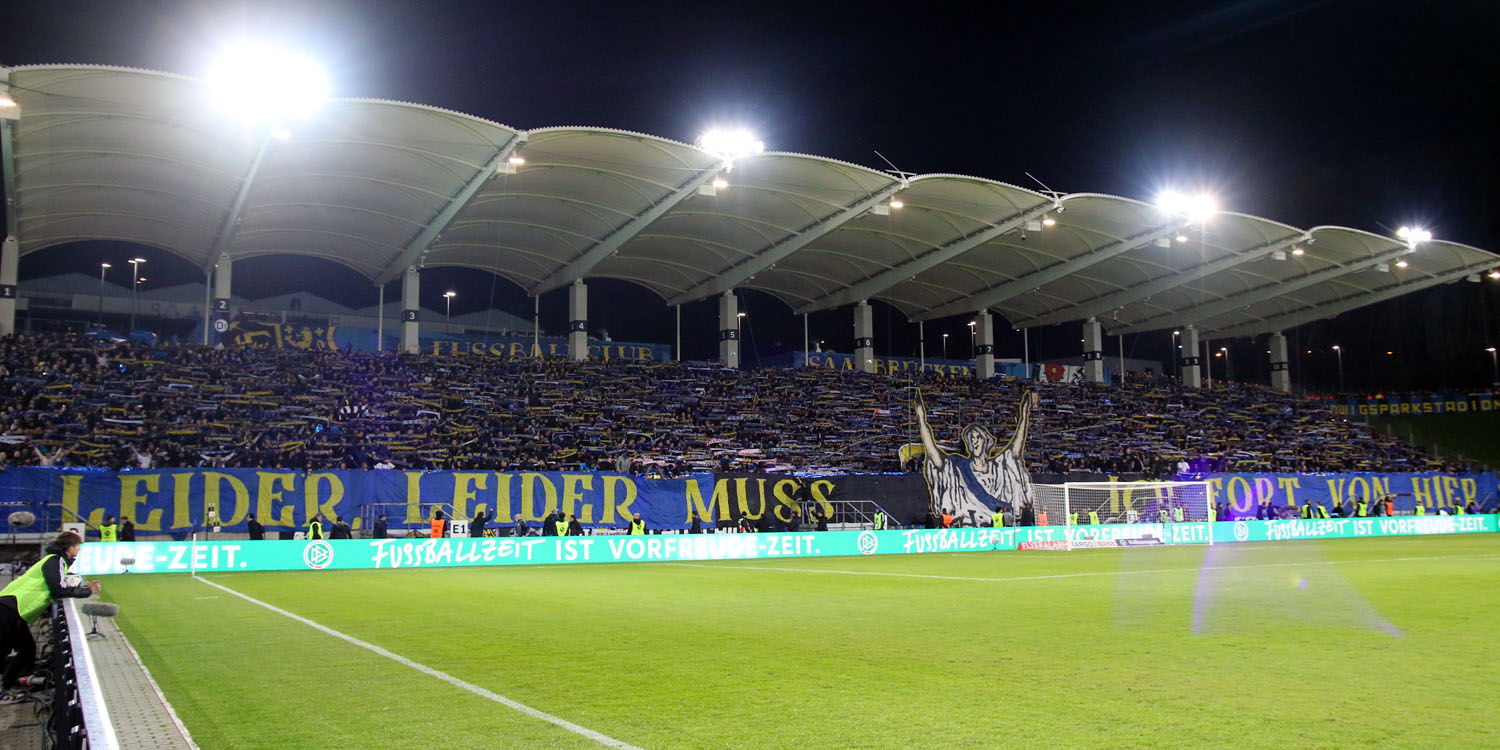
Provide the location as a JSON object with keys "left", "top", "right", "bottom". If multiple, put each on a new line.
{"left": 401, "top": 267, "right": 421, "bottom": 354}
{"left": 853, "top": 301, "right": 874, "bottom": 373}
{"left": 975, "top": 312, "right": 996, "bottom": 379}
{"left": 718, "top": 292, "right": 740, "bottom": 369}
{"left": 1269, "top": 332, "right": 1291, "bottom": 393}
{"left": 1083, "top": 318, "right": 1105, "bottom": 383}
{"left": 1181, "top": 325, "right": 1202, "bottom": 388}
{"left": 568, "top": 280, "right": 588, "bottom": 361}
{"left": 0, "top": 235, "right": 18, "bottom": 338}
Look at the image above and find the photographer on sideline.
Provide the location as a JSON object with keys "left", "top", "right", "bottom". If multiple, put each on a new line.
{"left": 0, "top": 531, "right": 100, "bottom": 700}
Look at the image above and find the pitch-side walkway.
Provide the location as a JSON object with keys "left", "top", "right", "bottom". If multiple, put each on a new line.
{"left": 86, "top": 614, "right": 196, "bottom": 749}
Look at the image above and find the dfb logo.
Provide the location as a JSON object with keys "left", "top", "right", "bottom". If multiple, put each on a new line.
{"left": 1233, "top": 521, "right": 1250, "bottom": 542}
{"left": 856, "top": 531, "right": 879, "bottom": 555}
{"left": 303, "top": 540, "right": 335, "bottom": 570}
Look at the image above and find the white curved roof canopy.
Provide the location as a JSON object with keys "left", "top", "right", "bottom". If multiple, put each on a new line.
{"left": 3, "top": 64, "right": 1496, "bottom": 338}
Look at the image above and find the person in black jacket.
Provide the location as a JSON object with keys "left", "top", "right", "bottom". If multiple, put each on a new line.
{"left": 510, "top": 514, "right": 529, "bottom": 536}
{"left": 470, "top": 511, "right": 488, "bottom": 538}
{"left": 813, "top": 509, "right": 829, "bottom": 532}
{"left": 688, "top": 512, "right": 703, "bottom": 534}
{"left": 329, "top": 515, "right": 352, "bottom": 539}
{"left": 0, "top": 531, "right": 98, "bottom": 696}
{"left": 246, "top": 514, "right": 265, "bottom": 541}
{"left": 372, "top": 514, "right": 388, "bottom": 540}
{"left": 120, "top": 517, "right": 136, "bottom": 542}
{"left": 542, "top": 509, "right": 560, "bottom": 537}
{"left": 566, "top": 514, "right": 584, "bottom": 536}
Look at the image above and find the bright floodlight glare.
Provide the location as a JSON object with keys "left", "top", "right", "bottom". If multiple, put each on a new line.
{"left": 1488, "top": 347, "right": 1497, "bottom": 353}
{"left": 206, "top": 43, "right": 330, "bottom": 121}
{"left": 697, "top": 129, "right": 764, "bottom": 160}
{"left": 101, "top": 262, "right": 111, "bottom": 269}
{"left": 1332, "top": 345, "right": 1340, "bottom": 350}
{"left": 1491, "top": 270, "right": 1500, "bottom": 279}
{"left": 1292, "top": 247, "right": 1305, "bottom": 255}
{"left": 508, "top": 155, "right": 525, "bottom": 165}
{"left": 1157, "top": 190, "right": 1217, "bottom": 222}
{"left": 889, "top": 200, "right": 904, "bottom": 209}
{"left": 131, "top": 257, "right": 146, "bottom": 264}
{"left": 1175, "top": 234, "right": 1189, "bottom": 243}
{"left": 1395, "top": 260, "right": 1409, "bottom": 268}
{"left": 443, "top": 291, "right": 456, "bottom": 298}
{"left": 0, "top": 95, "right": 15, "bottom": 107}
{"left": 1041, "top": 216, "right": 1056, "bottom": 226}
{"left": 712, "top": 178, "right": 729, "bottom": 190}
{"left": 270, "top": 126, "right": 292, "bottom": 141}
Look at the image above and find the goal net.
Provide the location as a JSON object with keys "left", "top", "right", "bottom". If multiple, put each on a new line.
{"left": 1031, "top": 480, "right": 1213, "bottom": 549}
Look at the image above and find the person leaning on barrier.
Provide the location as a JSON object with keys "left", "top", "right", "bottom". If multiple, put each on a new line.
{"left": 0, "top": 531, "right": 99, "bottom": 700}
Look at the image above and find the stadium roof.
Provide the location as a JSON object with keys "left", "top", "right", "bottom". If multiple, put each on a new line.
{"left": 4, "top": 64, "right": 1497, "bottom": 339}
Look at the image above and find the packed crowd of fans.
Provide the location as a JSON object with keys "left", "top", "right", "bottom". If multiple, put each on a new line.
{"left": 0, "top": 331, "right": 1448, "bottom": 476}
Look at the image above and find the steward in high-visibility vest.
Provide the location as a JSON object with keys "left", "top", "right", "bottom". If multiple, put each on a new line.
{"left": 1355, "top": 501, "right": 1367, "bottom": 517}
{"left": 1316, "top": 504, "right": 1330, "bottom": 519}
{"left": 308, "top": 515, "right": 326, "bottom": 540}
{"left": 1068, "top": 512, "right": 1078, "bottom": 526}
{"left": 1300, "top": 502, "right": 1313, "bottom": 519}
{"left": 873, "top": 511, "right": 886, "bottom": 530}
{"left": 1455, "top": 502, "right": 1466, "bottom": 516}
{"left": 992, "top": 511, "right": 1004, "bottom": 528}
{"left": 629, "top": 514, "right": 646, "bottom": 535}
{"left": 1414, "top": 503, "right": 1425, "bottom": 516}
{"left": 99, "top": 516, "right": 118, "bottom": 542}
{"left": 0, "top": 532, "right": 98, "bottom": 690}
{"left": 1158, "top": 508, "right": 1169, "bottom": 524}
{"left": 429, "top": 510, "right": 445, "bottom": 539}
{"left": 554, "top": 518, "right": 569, "bottom": 536}
{"left": 1088, "top": 510, "right": 1100, "bottom": 525}
{"left": 1173, "top": 506, "right": 1184, "bottom": 522}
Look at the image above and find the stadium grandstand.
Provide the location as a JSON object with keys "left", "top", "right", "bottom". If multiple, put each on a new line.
{"left": 1, "top": 62, "right": 1498, "bottom": 750}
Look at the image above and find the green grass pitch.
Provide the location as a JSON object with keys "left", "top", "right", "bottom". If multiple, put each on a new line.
{"left": 100, "top": 535, "right": 1498, "bottom": 749}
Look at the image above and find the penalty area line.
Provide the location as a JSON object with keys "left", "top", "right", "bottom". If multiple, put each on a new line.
{"left": 192, "top": 575, "right": 641, "bottom": 750}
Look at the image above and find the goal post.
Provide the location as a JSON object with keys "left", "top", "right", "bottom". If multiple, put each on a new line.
{"left": 1030, "top": 480, "right": 1213, "bottom": 550}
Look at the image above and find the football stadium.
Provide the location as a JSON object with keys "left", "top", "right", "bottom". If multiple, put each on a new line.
{"left": 2, "top": 6, "right": 1499, "bottom": 749}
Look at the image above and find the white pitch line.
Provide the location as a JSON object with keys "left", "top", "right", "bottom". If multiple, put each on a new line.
{"left": 193, "top": 576, "right": 641, "bottom": 750}
{"left": 669, "top": 553, "right": 1500, "bottom": 583}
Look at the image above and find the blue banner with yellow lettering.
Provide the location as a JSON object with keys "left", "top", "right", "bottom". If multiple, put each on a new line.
{"left": 0, "top": 468, "right": 722, "bottom": 535}
{"left": 1324, "top": 392, "right": 1500, "bottom": 417}
{"left": 1200, "top": 472, "right": 1499, "bottom": 517}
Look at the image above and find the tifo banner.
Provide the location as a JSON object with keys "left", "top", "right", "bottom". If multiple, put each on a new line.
{"left": 72, "top": 515, "right": 1499, "bottom": 576}
{"left": 1323, "top": 392, "right": 1500, "bottom": 417}
{"left": 214, "top": 318, "right": 670, "bottom": 361}
{"left": 1199, "top": 472, "right": 1499, "bottom": 517}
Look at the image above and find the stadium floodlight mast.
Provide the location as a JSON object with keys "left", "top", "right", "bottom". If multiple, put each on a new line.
{"left": 1396, "top": 226, "right": 1433, "bottom": 246}
{"left": 204, "top": 42, "right": 330, "bottom": 134}
{"left": 128, "top": 258, "right": 146, "bottom": 332}
{"left": 443, "top": 291, "right": 456, "bottom": 322}
{"left": 1171, "top": 330, "right": 1181, "bottom": 379}
{"left": 942, "top": 333, "right": 948, "bottom": 360}
{"left": 98, "top": 263, "right": 111, "bottom": 325}
{"left": 696, "top": 128, "right": 764, "bottom": 170}
{"left": 1219, "top": 346, "right": 1230, "bottom": 383}
{"left": 1487, "top": 347, "right": 1498, "bottom": 386}
{"left": 1332, "top": 345, "right": 1344, "bottom": 391}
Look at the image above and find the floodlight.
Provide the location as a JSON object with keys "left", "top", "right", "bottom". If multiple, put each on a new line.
{"left": 1491, "top": 270, "right": 1500, "bottom": 280}
{"left": 1395, "top": 260, "right": 1409, "bottom": 268}
{"left": 205, "top": 43, "right": 330, "bottom": 121}
{"left": 737, "top": 312, "right": 746, "bottom": 318}
{"left": 508, "top": 155, "right": 526, "bottom": 165}
{"left": 1041, "top": 215, "right": 1056, "bottom": 226}
{"left": 889, "top": 200, "right": 904, "bottom": 209}
{"left": 1397, "top": 226, "right": 1432, "bottom": 244}
{"left": 443, "top": 291, "right": 456, "bottom": 299}
{"left": 712, "top": 178, "right": 729, "bottom": 190}
{"left": 1176, "top": 235, "right": 1189, "bottom": 244}
{"left": 1292, "top": 247, "right": 1305, "bottom": 256}
{"left": 0, "top": 95, "right": 15, "bottom": 108}
{"left": 101, "top": 262, "right": 111, "bottom": 269}
{"left": 697, "top": 129, "right": 765, "bottom": 162}
{"left": 131, "top": 258, "right": 146, "bottom": 264}
{"left": 1332, "top": 345, "right": 1340, "bottom": 351}
{"left": 1488, "top": 347, "right": 1497, "bottom": 353}
{"left": 1157, "top": 190, "right": 1217, "bottom": 222}
{"left": 967, "top": 321, "right": 976, "bottom": 327}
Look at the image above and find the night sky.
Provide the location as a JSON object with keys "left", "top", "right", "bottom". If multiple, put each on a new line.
{"left": 3, "top": 1, "right": 1498, "bottom": 389}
